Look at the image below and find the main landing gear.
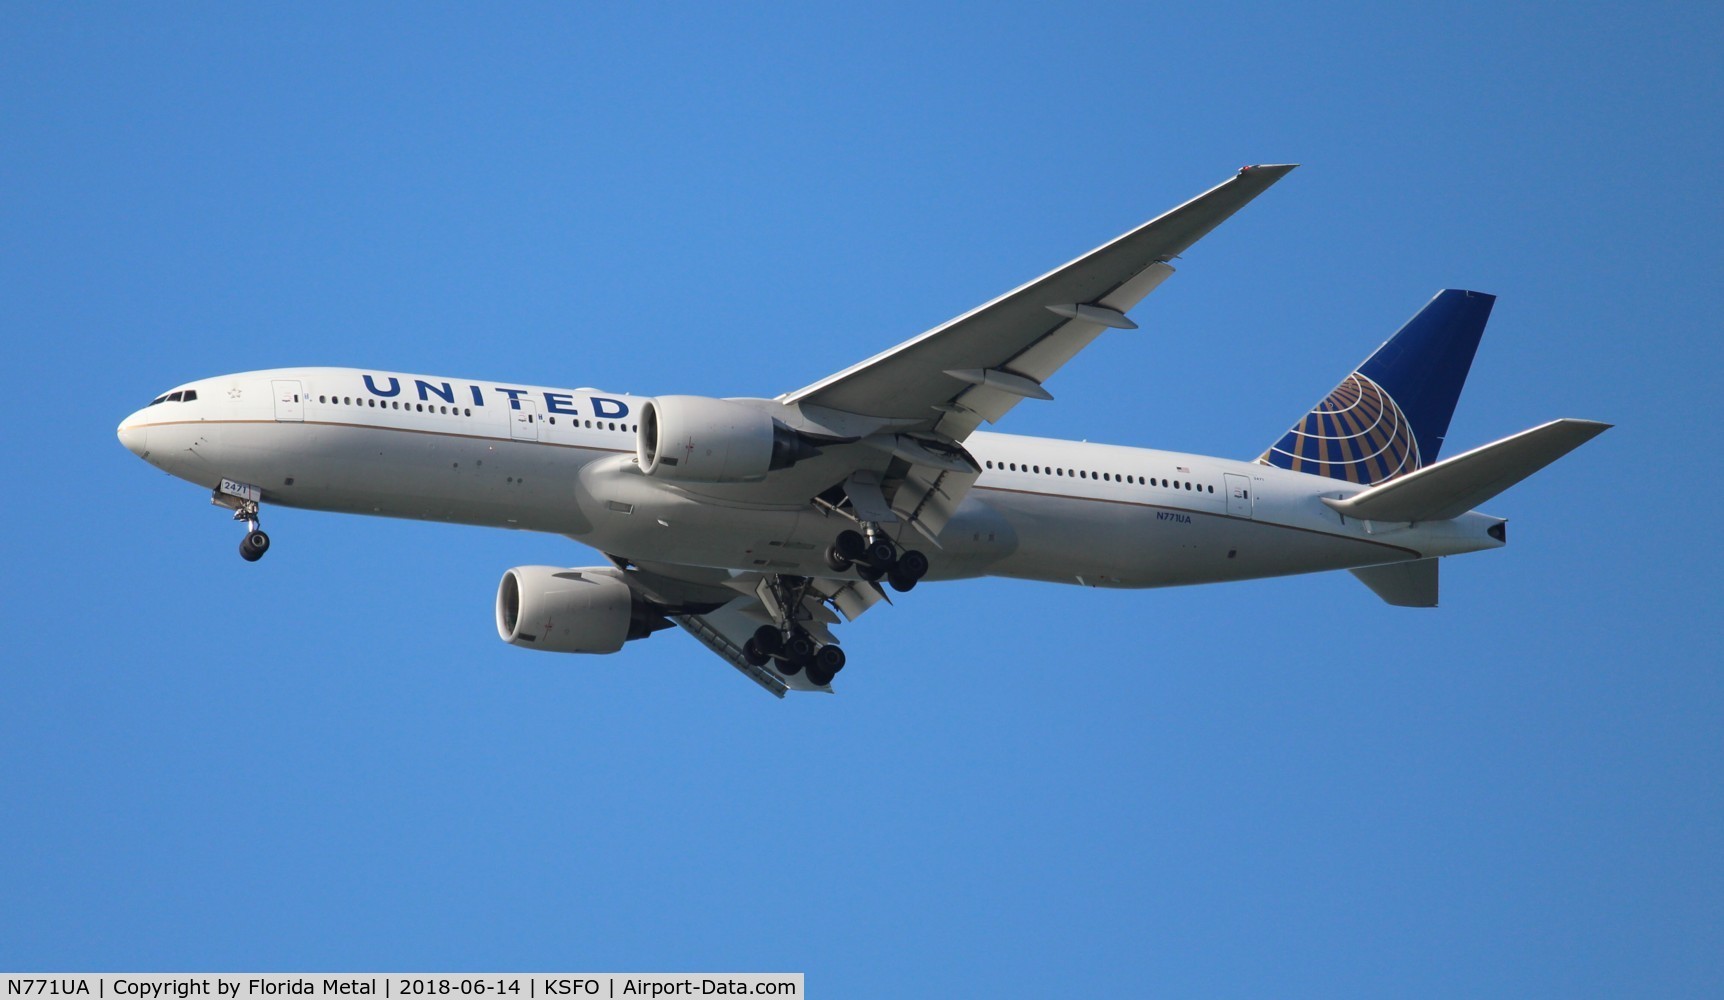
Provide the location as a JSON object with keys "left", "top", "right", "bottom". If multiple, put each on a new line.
{"left": 742, "top": 623, "right": 847, "bottom": 686}
{"left": 737, "top": 575, "right": 848, "bottom": 686}
{"left": 824, "top": 527, "right": 929, "bottom": 593}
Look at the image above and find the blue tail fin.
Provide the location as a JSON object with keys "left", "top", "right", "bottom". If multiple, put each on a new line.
{"left": 1259, "top": 289, "right": 1494, "bottom": 485}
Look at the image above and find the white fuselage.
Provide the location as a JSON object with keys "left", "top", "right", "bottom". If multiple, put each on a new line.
{"left": 117, "top": 368, "right": 1504, "bottom": 588}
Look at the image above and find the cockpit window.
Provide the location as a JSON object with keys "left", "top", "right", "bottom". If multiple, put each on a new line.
{"left": 146, "top": 389, "right": 198, "bottom": 406}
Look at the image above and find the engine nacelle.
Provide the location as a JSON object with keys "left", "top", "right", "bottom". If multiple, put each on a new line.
{"left": 495, "top": 566, "right": 664, "bottom": 654}
{"left": 636, "top": 395, "right": 820, "bottom": 483}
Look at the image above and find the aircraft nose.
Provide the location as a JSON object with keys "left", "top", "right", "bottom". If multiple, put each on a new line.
{"left": 117, "top": 412, "right": 148, "bottom": 458}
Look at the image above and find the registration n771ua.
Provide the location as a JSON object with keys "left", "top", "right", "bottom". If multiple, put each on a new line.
{"left": 118, "top": 165, "right": 1608, "bottom": 695}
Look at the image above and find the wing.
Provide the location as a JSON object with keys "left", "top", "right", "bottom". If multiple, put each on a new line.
{"left": 781, "top": 164, "right": 1297, "bottom": 441}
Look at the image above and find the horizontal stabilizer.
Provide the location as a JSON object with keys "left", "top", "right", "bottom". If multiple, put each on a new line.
{"left": 1323, "top": 418, "right": 1611, "bottom": 522}
{"left": 1351, "top": 558, "right": 1439, "bottom": 607}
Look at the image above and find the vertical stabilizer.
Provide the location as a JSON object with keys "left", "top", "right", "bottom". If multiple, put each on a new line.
{"left": 1260, "top": 290, "right": 1494, "bottom": 485}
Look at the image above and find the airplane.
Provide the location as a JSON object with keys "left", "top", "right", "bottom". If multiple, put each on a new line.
{"left": 117, "top": 164, "right": 1609, "bottom": 696}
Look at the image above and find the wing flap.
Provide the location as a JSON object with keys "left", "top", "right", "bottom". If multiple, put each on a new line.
{"left": 1322, "top": 419, "right": 1611, "bottom": 522}
{"left": 890, "top": 465, "right": 982, "bottom": 543}
{"left": 674, "top": 610, "right": 790, "bottom": 697}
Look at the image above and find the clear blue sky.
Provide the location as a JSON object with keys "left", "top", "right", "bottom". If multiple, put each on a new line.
{"left": 4, "top": 3, "right": 1720, "bottom": 995}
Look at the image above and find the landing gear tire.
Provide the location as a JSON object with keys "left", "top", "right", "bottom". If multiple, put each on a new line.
{"left": 239, "top": 530, "right": 270, "bottom": 562}
{"left": 865, "top": 539, "right": 896, "bottom": 565}
{"left": 887, "top": 568, "right": 918, "bottom": 593}
{"left": 786, "top": 632, "right": 817, "bottom": 660}
{"left": 834, "top": 530, "right": 867, "bottom": 561}
{"left": 752, "top": 624, "right": 784, "bottom": 656}
{"left": 856, "top": 561, "right": 886, "bottom": 582}
{"left": 825, "top": 544, "right": 853, "bottom": 573}
{"left": 806, "top": 645, "right": 845, "bottom": 686}
{"left": 895, "top": 549, "right": 929, "bottom": 582}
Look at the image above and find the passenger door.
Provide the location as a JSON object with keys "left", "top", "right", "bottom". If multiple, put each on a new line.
{"left": 271, "top": 379, "right": 304, "bottom": 422}
{"left": 1224, "top": 473, "right": 1254, "bottom": 518}
{"left": 511, "top": 399, "right": 540, "bottom": 441}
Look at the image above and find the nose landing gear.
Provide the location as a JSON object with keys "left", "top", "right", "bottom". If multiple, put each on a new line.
{"left": 825, "top": 526, "right": 928, "bottom": 592}
{"left": 212, "top": 481, "right": 270, "bottom": 562}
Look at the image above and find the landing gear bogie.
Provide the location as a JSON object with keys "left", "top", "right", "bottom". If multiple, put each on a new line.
{"left": 756, "top": 575, "right": 847, "bottom": 688}
{"left": 828, "top": 524, "right": 928, "bottom": 591}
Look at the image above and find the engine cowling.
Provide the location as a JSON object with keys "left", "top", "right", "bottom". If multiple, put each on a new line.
{"left": 495, "top": 566, "right": 664, "bottom": 654}
{"left": 636, "top": 395, "right": 820, "bottom": 483}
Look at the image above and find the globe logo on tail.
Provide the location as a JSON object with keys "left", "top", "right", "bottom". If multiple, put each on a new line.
{"left": 1263, "top": 372, "right": 1420, "bottom": 485}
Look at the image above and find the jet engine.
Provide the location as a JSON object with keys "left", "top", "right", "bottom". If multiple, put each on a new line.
{"left": 636, "top": 395, "right": 820, "bottom": 483}
{"left": 495, "top": 565, "right": 669, "bottom": 654}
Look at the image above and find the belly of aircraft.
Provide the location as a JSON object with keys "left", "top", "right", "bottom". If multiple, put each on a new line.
{"left": 977, "top": 487, "right": 1421, "bottom": 588}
